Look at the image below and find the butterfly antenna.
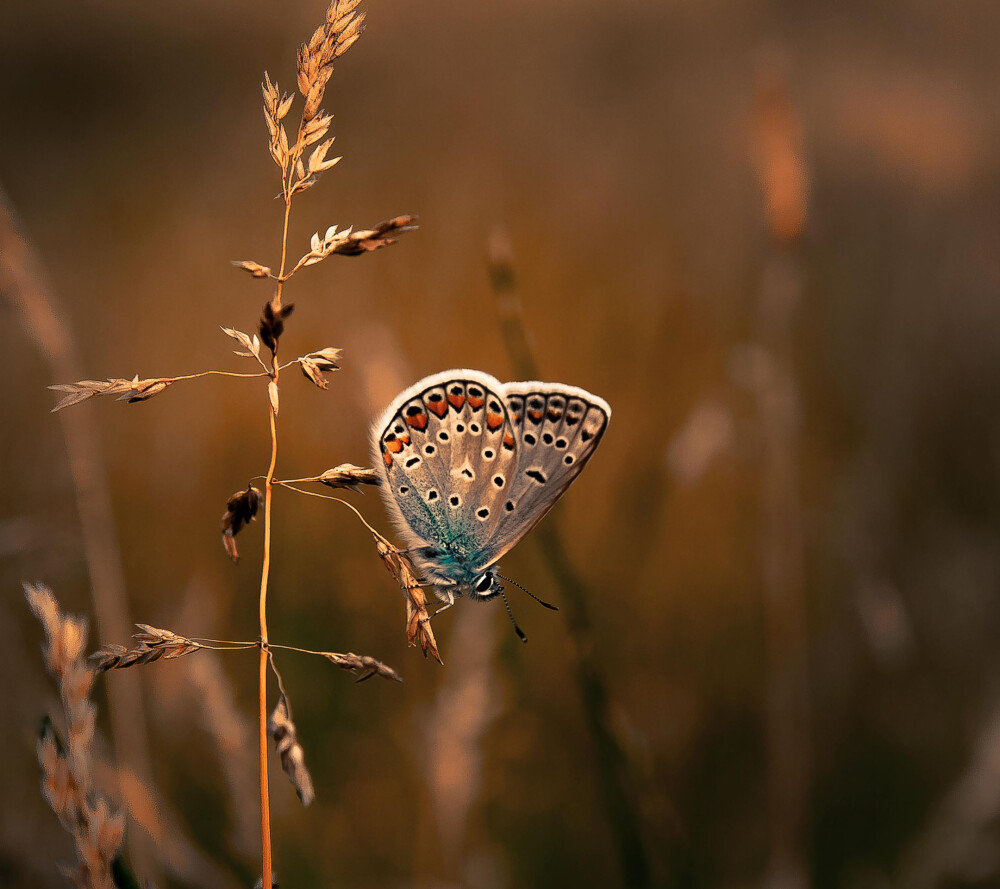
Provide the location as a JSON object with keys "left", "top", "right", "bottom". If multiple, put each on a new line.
{"left": 496, "top": 573, "right": 559, "bottom": 611}
{"left": 499, "top": 588, "right": 528, "bottom": 643}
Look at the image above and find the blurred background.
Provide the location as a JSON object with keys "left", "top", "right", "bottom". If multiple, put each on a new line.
{"left": 3, "top": 0, "right": 1000, "bottom": 887}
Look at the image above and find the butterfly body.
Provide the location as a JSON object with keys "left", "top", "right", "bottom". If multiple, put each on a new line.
{"left": 372, "top": 369, "right": 610, "bottom": 607}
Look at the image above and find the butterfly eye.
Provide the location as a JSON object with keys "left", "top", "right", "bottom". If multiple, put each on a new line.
{"left": 555, "top": 438, "right": 567, "bottom": 449}
{"left": 542, "top": 433, "right": 553, "bottom": 444}
{"left": 482, "top": 448, "right": 494, "bottom": 459}
{"left": 424, "top": 444, "right": 436, "bottom": 455}
{"left": 564, "top": 454, "right": 575, "bottom": 465}
{"left": 524, "top": 433, "right": 537, "bottom": 445}
{"left": 475, "top": 574, "right": 492, "bottom": 593}
{"left": 476, "top": 507, "right": 490, "bottom": 521}
{"left": 399, "top": 486, "right": 409, "bottom": 495}
{"left": 438, "top": 431, "right": 450, "bottom": 441}
{"left": 504, "top": 500, "right": 515, "bottom": 512}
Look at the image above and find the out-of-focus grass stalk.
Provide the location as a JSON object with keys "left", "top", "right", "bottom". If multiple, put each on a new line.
{"left": 0, "top": 189, "right": 156, "bottom": 881}
{"left": 0, "top": 185, "right": 160, "bottom": 881}
{"left": 488, "top": 229, "right": 654, "bottom": 889}
{"left": 749, "top": 63, "right": 811, "bottom": 889}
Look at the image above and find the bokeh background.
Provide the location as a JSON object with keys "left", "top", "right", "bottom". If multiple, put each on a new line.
{"left": 3, "top": 1, "right": 1000, "bottom": 887}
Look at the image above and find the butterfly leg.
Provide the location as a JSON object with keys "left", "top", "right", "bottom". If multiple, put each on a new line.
{"left": 420, "top": 583, "right": 458, "bottom": 621}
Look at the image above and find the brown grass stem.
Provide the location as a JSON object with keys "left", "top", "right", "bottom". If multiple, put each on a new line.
{"left": 257, "top": 395, "right": 279, "bottom": 889}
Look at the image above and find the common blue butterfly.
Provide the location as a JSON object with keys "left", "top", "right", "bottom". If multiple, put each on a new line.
{"left": 372, "top": 369, "right": 611, "bottom": 619}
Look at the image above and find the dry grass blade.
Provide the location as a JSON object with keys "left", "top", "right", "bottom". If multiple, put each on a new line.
{"left": 91, "top": 625, "right": 203, "bottom": 672}
{"left": 321, "top": 651, "right": 402, "bottom": 682}
{"left": 372, "top": 534, "right": 442, "bottom": 664}
{"left": 268, "top": 691, "right": 315, "bottom": 806}
{"left": 48, "top": 375, "right": 174, "bottom": 413}
{"left": 221, "top": 485, "right": 263, "bottom": 563}
{"left": 27, "top": 584, "right": 126, "bottom": 889}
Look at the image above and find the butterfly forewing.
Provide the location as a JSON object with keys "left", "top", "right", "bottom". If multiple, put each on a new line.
{"left": 373, "top": 371, "right": 518, "bottom": 579}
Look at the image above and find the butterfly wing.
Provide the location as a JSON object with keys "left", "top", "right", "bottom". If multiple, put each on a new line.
{"left": 372, "top": 369, "right": 520, "bottom": 586}
{"left": 472, "top": 381, "right": 611, "bottom": 568}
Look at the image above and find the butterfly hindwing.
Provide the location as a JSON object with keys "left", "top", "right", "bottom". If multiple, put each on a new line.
{"left": 477, "top": 382, "right": 610, "bottom": 567}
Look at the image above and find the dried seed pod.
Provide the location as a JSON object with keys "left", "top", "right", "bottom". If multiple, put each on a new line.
{"left": 90, "top": 626, "right": 203, "bottom": 673}
{"left": 297, "top": 347, "right": 342, "bottom": 389}
{"left": 221, "top": 485, "right": 263, "bottom": 563}
{"left": 372, "top": 535, "right": 442, "bottom": 664}
{"left": 232, "top": 260, "right": 272, "bottom": 278}
{"left": 258, "top": 299, "right": 295, "bottom": 355}
{"left": 321, "top": 651, "right": 402, "bottom": 682}
{"left": 268, "top": 692, "right": 315, "bottom": 806}
{"left": 316, "top": 463, "right": 379, "bottom": 491}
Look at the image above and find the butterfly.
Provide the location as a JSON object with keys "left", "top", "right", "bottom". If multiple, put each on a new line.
{"left": 371, "top": 369, "right": 611, "bottom": 627}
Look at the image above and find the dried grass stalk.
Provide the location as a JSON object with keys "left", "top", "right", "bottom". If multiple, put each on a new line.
{"left": 27, "top": 583, "right": 125, "bottom": 889}
{"left": 289, "top": 216, "right": 418, "bottom": 275}
{"left": 373, "top": 535, "right": 442, "bottom": 664}
{"left": 318, "top": 463, "right": 379, "bottom": 490}
{"left": 268, "top": 691, "right": 315, "bottom": 807}
{"left": 48, "top": 376, "right": 174, "bottom": 413}
{"left": 262, "top": 0, "right": 366, "bottom": 198}
{"left": 321, "top": 651, "right": 402, "bottom": 682}
{"left": 91, "top": 625, "right": 203, "bottom": 672}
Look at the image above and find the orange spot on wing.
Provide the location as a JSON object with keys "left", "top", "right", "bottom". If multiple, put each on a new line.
{"left": 529, "top": 410, "right": 544, "bottom": 421}
{"left": 448, "top": 393, "right": 465, "bottom": 410}
{"left": 486, "top": 412, "right": 504, "bottom": 431}
{"left": 383, "top": 451, "right": 393, "bottom": 468}
{"left": 468, "top": 395, "right": 485, "bottom": 409}
{"left": 406, "top": 412, "right": 428, "bottom": 430}
{"left": 427, "top": 399, "right": 448, "bottom": 418}
{"left": 399, "top": 433, "right": 411, "bottom": 445}
{"left": 547, "top": 409, "right": 563, "bottom": 422}
{"left": 502, "top": 432, "right": 515, "bottom": 449}
{"left": 385, "top": 439, "right": 404, "bottom": 453}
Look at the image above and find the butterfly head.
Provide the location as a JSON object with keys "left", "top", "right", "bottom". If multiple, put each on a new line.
{"left": 468, "top": 567, "right": 504, "bottom": 601}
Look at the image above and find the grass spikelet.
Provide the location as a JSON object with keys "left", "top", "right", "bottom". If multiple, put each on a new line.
{"left": 27, "top": 583, "right": 126, "bottom": 889}
{"left": 91, "top": 625, "right": 204, "bottom": 672}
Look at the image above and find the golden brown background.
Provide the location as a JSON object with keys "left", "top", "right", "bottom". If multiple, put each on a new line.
{"left": 3, "top": 1, "right": 1000, "bottom": 888}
